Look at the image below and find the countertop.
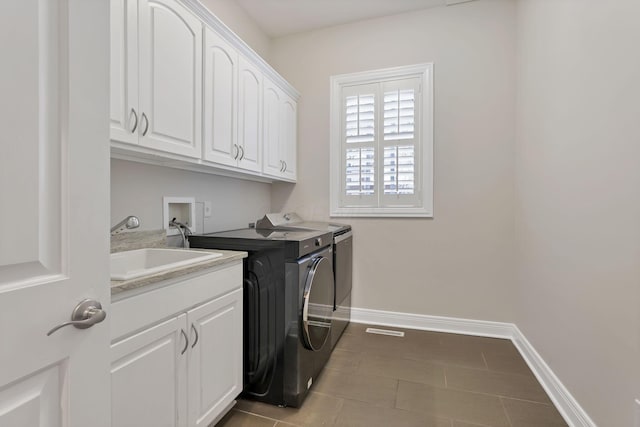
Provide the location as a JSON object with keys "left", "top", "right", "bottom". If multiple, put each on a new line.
{"left": 110, "top": 249, "right": 247, "bottom": 296}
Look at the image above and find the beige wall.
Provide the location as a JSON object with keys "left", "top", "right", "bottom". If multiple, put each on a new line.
{"left": 111, "top": 0, "right": 272, "bottom": 235}
{"left": 111, "top": 160, "right": 271, "bottom": 235}
{"left": 199, "top": 0, "right": 271, "bottom": 59}
{"left": 270, "top": 0, "right": 517, "bottom": 321}
{"left": 515, "top": 0, "right": 640, "bottom": 425}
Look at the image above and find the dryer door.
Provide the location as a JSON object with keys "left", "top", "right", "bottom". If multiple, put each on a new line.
{"left": 302, "top": 256, "right": 334, "bottom": 351}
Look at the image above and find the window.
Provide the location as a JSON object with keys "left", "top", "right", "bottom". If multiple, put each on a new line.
{"left": 330, "top": 63, "right": 433, "bottom": 217}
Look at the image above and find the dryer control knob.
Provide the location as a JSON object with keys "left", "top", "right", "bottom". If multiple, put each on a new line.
{"left": 315, "top": 238, "right": 322, "bottom": 247}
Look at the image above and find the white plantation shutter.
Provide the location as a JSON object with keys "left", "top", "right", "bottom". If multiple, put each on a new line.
{"left": 381, "top": 78, "right": 420, "bottom": 206}
{"left": 345, "top": 94, "right": 375, "bottom": 143}
{"left": 331, "top": 64, "right": 433, "bottom": 217}
{"left": 341, "top": 84, "right": 377, "bottom": 205}
{"left": 383, "top": 89, "right": 415, "bottom": 141}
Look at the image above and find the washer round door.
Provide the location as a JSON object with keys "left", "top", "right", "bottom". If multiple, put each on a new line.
{"left": 302, "top": 256, "right": 334, "bottom": 351}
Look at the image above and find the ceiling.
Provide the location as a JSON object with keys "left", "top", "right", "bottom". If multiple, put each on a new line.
{"left": 235, "top": 0, "right": 473, "bottom": 38}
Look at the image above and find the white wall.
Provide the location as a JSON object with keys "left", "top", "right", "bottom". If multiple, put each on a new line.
{"left": 270, "top": 0, "right": 517, "bottom": 321}
{"left": 111, "top": 0, "right": 273, "bottom": 238}
{"left": 515, "top": 0, "right": 640, "bottom": 426}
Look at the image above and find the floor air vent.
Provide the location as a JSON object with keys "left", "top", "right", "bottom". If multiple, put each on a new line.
{"left": 365, "top": 327, "right": 405, "bottom": 337}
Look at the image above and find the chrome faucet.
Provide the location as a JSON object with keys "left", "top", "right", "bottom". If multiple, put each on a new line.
{"left": 111, "top": 215, "right": 140, "bottom": 235}
{"left": 169, "top": 218, "right": 192, "bottom": 248}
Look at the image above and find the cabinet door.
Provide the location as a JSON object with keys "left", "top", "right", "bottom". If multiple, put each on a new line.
{"left": 110, "top": 0, "right": 139, "bottom": 145}
{"left": 280, "top": 94, "right": 297, "bottom": 181}
{"left": 187, "top": 289, "right": 243, "bottom": 427}
{"left": 262, "top": 78, "right": 282, "bottom": 177}
{"left": 237, "top": 56, "right": 262, "bottom": 173}
{"left": 203, "top": 27, "right": 238, "bottom": 167}
{"left": 111, "top": 314, "right": 188, "bottom": 427}
{"left": 138, "top": 0, "right": 202, "bottom": 158}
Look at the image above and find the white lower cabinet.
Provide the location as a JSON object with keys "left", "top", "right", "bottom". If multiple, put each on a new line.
{"left": 111, "top": 264, "right": 243, "bottom": 427}
{"left": 111, "top": 315, "right": 188, "bottom": 427}
{"left": 187, "top": 290, "right": 243, "bottom": 426}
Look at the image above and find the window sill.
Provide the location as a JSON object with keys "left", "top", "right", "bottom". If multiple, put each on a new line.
{"left": 330, "top": 207, "right": 433, "bottom": 218}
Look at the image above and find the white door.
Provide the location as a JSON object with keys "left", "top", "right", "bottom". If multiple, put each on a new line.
{"left": 0, "top": 1, "right": 111, "bottom": 426}
{"left": 138, "top": 0, "right": 202, "bottom": 158}
{"left": 237, "top": 56, "right": 262, "bottom": 173}
{"left": 187, "top": 290, "right": 243, "bottom": 427}
{"left": 202, "top": 27, "right": 238, "bottom": 167}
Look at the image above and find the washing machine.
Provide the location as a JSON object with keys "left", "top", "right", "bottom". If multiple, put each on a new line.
{"left": 188, "top": 228, "right": 334, "bottom": 407}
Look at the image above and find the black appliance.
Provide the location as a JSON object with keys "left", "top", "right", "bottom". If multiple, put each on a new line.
{"left": 256, "top": 213, "right": 352, "bottom": 349}
{"left": 188, "top": 228, "right": 334, "bottom": 407}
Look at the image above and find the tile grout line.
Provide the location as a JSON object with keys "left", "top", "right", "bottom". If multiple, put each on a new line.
{"left": 233, "top": 408, "right": 289, "bottom": 425}
{"left": 499, "top": 396, "right": 514, "bottom": 427}
{"left": 395, "top": 378, "right": 556, "bottom": 411}
{"left": 481, "top": 351, "right": 489, "bottom": 370}
{"left": 435, "top": 382, "right": 554, "bottom": 406}
{"left": 443, "top": 365, "right": 448, "bottom": 388}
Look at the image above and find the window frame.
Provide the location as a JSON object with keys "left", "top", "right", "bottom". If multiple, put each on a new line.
{"left": 330, "top": 63, "right": 434, "bottom": 218}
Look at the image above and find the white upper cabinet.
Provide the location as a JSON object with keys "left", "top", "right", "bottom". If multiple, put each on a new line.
{"left": 280, "top": 94, "right": 298, "bottom": 181}
{"left": 202, "top": 27, "right": 238, "bottom": 167}
{"left": 110, "top": 0, "right": 297, "bottom": 181}
{"left": 236, "top": 56, "right": 262, "bottom": 173}
{"left": 202, "top": 32, "right": 262, "bottom": 173}
{"left": 111, "top": 0, "right": 202, "bottom": 158}
{"left": 138, "top": 0, "right": 202, "bottom": 158}
{"left": 263, "top": 78, "right": 297, "bottom": 181}
{"left": 263, "top": 79, "right": 282, "bottom": 177}
{"left": 110, "top": 0, "right": 139, "bottom": 145}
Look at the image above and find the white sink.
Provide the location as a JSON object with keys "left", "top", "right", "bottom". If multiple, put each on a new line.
{"left": 111, "top": 248, "right": 223, "bottom": 280}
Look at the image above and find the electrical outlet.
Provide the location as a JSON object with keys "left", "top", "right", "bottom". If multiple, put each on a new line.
{"left": 203, "top": 201, "right": 212, "bottom": 218}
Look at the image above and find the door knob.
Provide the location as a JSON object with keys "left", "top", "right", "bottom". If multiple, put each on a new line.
{"left": 47, "top": 299, "right": 107, "bottom": 336}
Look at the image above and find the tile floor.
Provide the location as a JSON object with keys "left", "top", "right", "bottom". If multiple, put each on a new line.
{"left": 216, "top": 323, "right": 568, "bottom": 427}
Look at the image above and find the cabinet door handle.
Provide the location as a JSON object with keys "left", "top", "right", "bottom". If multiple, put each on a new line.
{"left": 283, "top": 161, "right": 287, "bottom": 172}
{"left": 141, "top": 112, "right": 149, "bottom": 136}
{"left": 238, "top": 146, "right": 245, "bottom": 161}
{"left": 233, "top": 144, "right": 239, "bottom": 160}
{"left": 279, "top": 160, "right": 284, "bottom": 172}
{"left": 190, "top": 324, "right": 199, "bottom": 348}
{"left": 130, "top": 108, "right": 138, "bottom": 133}
{"left": 180, "top": 329, "right": 189, "bottom": 354}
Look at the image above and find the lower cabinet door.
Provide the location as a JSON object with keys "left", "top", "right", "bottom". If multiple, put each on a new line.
{"left": 111, "top": 314, "right": 188, "bottom": 427}
{"left": 187, "top": 289, "right": 243, "bottom": 427}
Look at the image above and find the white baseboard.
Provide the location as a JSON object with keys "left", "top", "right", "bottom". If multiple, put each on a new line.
{"left": 351, "top": 307, "right": 514, "bottom": 339}
{"left": 350, "top": 307, "right": 596, "bottom": 427}
{"left": 510, "top": 325, "right": 597, "bottom": 427}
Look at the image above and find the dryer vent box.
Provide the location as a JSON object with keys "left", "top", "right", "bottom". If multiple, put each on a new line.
{"left": 163, "top": 196, "right": 196, "bottom": 236}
